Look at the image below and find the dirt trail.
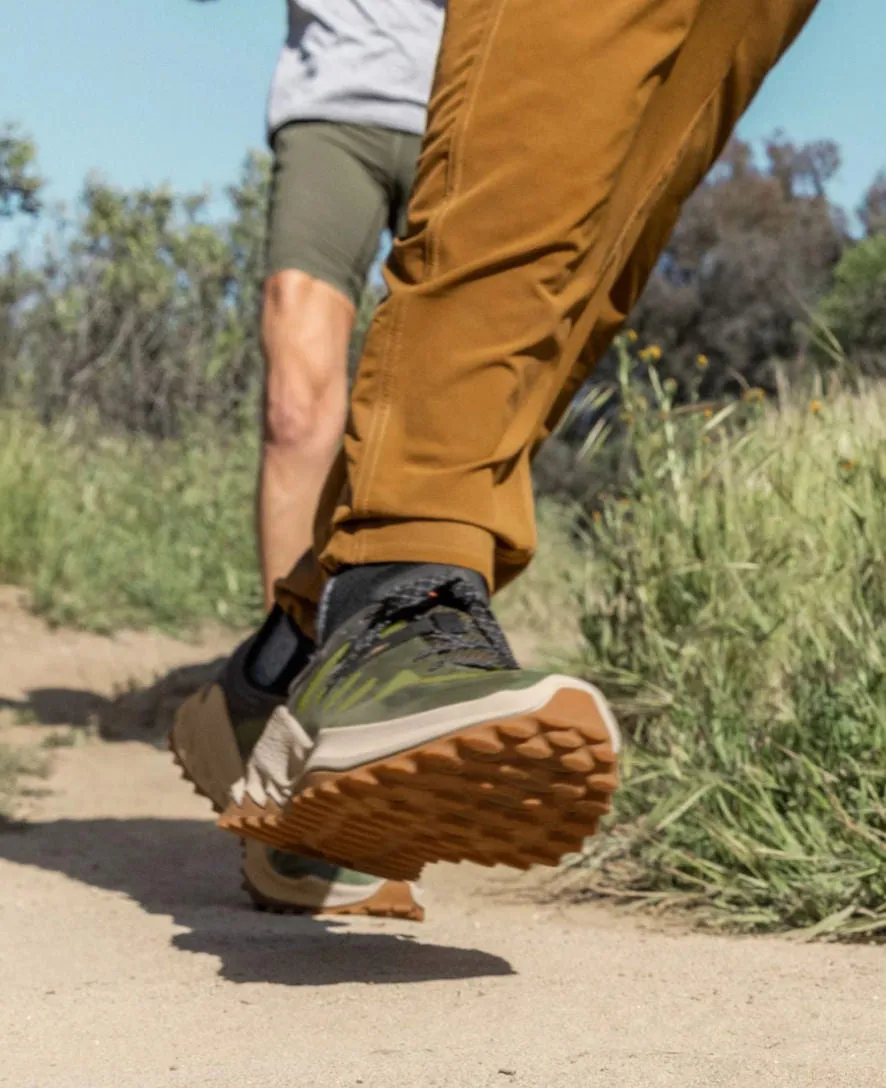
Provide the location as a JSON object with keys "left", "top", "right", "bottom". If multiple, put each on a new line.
{"left": 0, "top": 588, "right": 884, "bottom": 1088}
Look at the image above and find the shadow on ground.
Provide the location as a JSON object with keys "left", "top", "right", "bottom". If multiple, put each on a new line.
{"left": 0, "top": 815, "right": 515, "bottom": 987}
{"left": 0, "top": 658, "right": 224, "bottom": 743}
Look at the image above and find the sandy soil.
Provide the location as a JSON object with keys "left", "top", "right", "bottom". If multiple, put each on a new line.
{"left": 1, "top": 588, "right": 884, "bottom": 1088}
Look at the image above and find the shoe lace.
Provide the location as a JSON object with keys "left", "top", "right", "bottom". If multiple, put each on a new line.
{"left": 338, "top": 574, "right": 519, "bottom": 678}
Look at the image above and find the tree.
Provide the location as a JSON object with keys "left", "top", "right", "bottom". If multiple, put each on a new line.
{"left": 814, "top": 234, "right": 886, "bottom": 375}
{"left": 624, "top": 135, "right": 847, "bottom": 397}
{"left": 0, "top": 126, "right": 42, "bottom": 218}
{"left": 859, "top": 171, "right": 886, "bottom": 238}
{"left": 0, "top": 144, "right": 272, "bottom": 435}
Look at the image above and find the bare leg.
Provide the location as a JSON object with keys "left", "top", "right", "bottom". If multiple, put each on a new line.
{"left": 257, "top": 269, "right": 353, "bottom": 610}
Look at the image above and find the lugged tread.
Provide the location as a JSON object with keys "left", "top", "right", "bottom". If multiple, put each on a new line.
{"left": 220, "top": 687, "right": 619, "bottom": 880}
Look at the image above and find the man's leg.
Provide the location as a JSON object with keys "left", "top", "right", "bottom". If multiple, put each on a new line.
{"left": 171, "top": 122, "right": 425, "bottom": 918}
{"left": 308, "top": 0, "right": 820, "bottom": 592}
{"left": 230, "top": 0, "right": 820, "bottom": 878}
{"left": 276, "top": 0, "right": 819, "bottom": 621}
{"left": 257, "top": 122, "right": 390, "bottom": 609}
{"left": 272, "top": 128, "right": 424, "bottom": 637}
{"left": 258, "top": 272, "right": 352, "bottom": 610}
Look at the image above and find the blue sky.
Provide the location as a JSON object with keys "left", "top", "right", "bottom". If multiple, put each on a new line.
{"left": 1, "top": 0, "right": 882, "bottom": 223}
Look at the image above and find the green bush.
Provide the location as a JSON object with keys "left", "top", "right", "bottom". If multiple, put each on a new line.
{"left": 814, "top": 233, "right": 886, "bottom": 376}
{"left": 564, "top": 340, "right": 886, "bottom": 938}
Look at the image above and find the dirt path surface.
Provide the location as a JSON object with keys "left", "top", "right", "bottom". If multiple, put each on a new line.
{"left": 1, "top": 589, "right": 884, "bottom": 1088}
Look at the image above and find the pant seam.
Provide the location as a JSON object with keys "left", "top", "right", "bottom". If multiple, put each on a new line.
{"left": 430, "top": 0, "right": 512, "bottom": 277}
{"left": 491, "top": 16, "right": 758, "bottom": 583}
{"left": 352, "top": 0, "right": 511, "bottom": 539}
{"left": 340, "top": 538, "right": 495, "bottom": 584}
{"left": 352, "top": 291, "right": 405, "bottom": 546}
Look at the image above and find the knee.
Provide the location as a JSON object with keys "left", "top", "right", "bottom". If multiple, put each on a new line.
{"left": 260, "top": 272, "right": 349, "bottom": 450}
{"left": 264, "top": 384, "right": 332, "bottom": 450}
{"left": 262, "top": 355, "right": 346, "bottom": 453}
{"left": 262, "top": 337, "right": 345, "bottom": 453}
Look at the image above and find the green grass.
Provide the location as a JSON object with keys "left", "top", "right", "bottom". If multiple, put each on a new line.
{"left": 0, "top": 739, "right": 48, "bottom": 821}
{"left": 0, "top": 409, "right": 590, "bottom": 643}
{"left": 495, "top": 500, "right": 592, "bottom": 655}
{"left": 0, "top": 412, "right": 263, "bottom": 633}
{"left": 559, "top": 342, "right": 886, "bottom": 939}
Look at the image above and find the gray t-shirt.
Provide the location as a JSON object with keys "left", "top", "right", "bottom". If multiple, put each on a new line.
{"left": 268, "top": 0, "right": 445, "bottom": 138}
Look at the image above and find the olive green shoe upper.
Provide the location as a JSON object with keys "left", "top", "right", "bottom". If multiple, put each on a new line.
{"left": 223, "top": 567, "right": 621, "bottom": 880}
{"left": 289, "top": 569, "right": 542, "bottom": 735}
{"left": 230, "top": 566, "right": 610, "bottom": 808}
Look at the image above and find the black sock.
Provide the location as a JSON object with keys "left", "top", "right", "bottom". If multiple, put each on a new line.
{"left": 318, "top": 562, "right": 488, "bottom": 642}
{"left": 242, "top": 605, "right": 313, "bottom": 695}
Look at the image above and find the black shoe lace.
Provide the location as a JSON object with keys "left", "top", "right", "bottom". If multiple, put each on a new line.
{"left": 338, "top": 574, "right": 519, "bottom": 678}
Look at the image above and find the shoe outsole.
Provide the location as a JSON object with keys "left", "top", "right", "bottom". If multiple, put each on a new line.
{"left": 169, "top": 693, "right": 425, "bottom": 919}
{"left": 218, "top": 688, "right": 618, "bottom": 883}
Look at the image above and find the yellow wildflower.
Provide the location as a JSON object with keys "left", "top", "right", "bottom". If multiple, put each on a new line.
{"left": 696, "top": 354, "right": 709, "bottom": 369}
{"left": 626, "top": 329, "right": 638, "bottom": 343}
{"left": 703, "top": 407, "right": 713, "bottom": 420}
{"left": 810, "top": 399, "right": 823, "bottom": 415}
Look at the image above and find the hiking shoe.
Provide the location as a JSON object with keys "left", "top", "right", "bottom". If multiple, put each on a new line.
{"left": 219, "top": 565, "right": 621, "bottom": 882}
{"left": 241, "top": 840, "right": 424, "bottom": 919}
{"left": 170, "top": 623, "right": 424, "bottom": 919}
{"left": 169, "top": 636, "right": 286, "bottom": 813}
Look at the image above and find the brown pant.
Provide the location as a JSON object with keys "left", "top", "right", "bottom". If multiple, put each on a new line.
{"left": 277, "top": 0, "right": 819, "bottom": 632}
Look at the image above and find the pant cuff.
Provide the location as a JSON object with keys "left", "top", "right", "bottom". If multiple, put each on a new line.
{"left": 321, "top": 518, "right": 497, "bottom": 591}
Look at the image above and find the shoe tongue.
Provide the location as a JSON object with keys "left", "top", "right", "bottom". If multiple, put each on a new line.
{"left": 318, "top": 563, "right": 488, "bottom": 643}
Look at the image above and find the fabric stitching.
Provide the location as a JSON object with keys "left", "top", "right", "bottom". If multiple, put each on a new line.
{"left": 353, "top": 0, "right": 511, "bottom": 534}
{"left": 430, "top": 0, "right": 511, "bottom": 277}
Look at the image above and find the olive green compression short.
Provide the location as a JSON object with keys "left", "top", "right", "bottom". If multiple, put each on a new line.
{"left": 266, "top": 121, "right": 421, "bottom": 306}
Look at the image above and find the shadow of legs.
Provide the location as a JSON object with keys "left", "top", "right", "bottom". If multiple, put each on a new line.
{"left": 0, "top": 816, "right": 515, "bottom": 987}
{"left": 0, "top": 657, "right": 226, "bottom": 742}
